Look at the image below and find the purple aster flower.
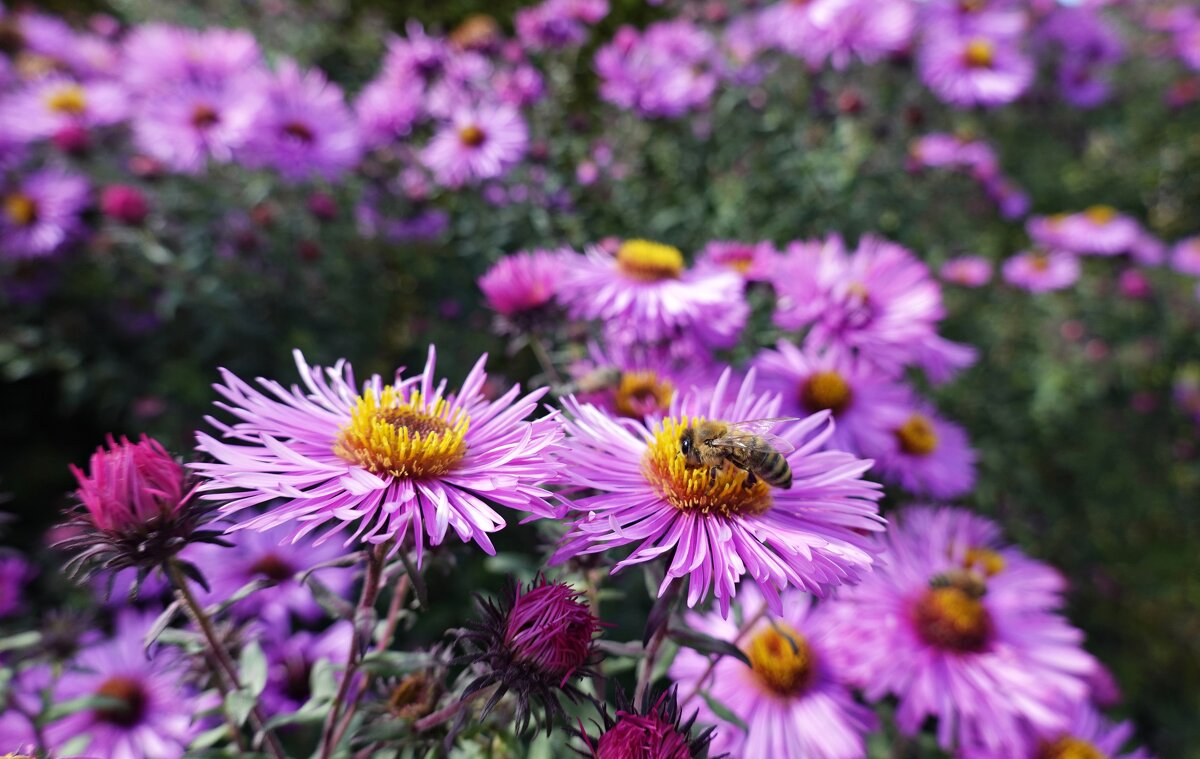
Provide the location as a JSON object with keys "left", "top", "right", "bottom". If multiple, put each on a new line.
{"left": 379, "top": 22, "right": 452, "bottom": 85}
{"left": 941, "top": 255, "right": 993, "bottom": 287}
{"left": 910, "top": 132, "right": 999, "bottom": 173}
{"left": 918, "top": 33, "right": 1034, "bottom": 107}
{"left": 478, "top": 248, "right": 567, "bottom": 321}
{"left": 1130, "top": 233, "right": 1167, "bottom": 267}
{"left": 694, "top": 240, "right": 778, "bottom": 282}
{"left": 922, "top": 0, "right": 1029, "bottom": 40}
{"left": 131, "top": 78, "right": 266, "bottom": 173}
{"left": 0, "top": 75, "right": 126, "bottom": 145}
{"left": 241, "top": 60, "right": 362, "bottom": 182}
{"left": 121, "top": 24, "right": 263, "bottom": 92}
{"left": 565, "top": 339, "right": 714, "bottom": 422}
{"left": 1038, "top": 7, "right": 1123, "bottom": 108}
{"left": 0, "top": 553, "right": 33, "bottom": 617}
{"left": 824, "top": 507, "right": 1099, "bottom": 758}
{"left": 557, "top": 240, "right": 749, "bottom": 351}
{"left": 1003, "top": 250, "right": 1081, "bottom": 292}
{"left": 44, "top": 611, "right": 211, "bottom": 759}
{"left": 354, "top": 72, "right": 423, "bottom": 150}
{"left": 862, "top": 401, "right": 976, "bottom": 499}
{"left": 516, "top": 0, "right": 609, "bottom": 51}
{"left": 752, "top": 341, "right": 912, "bottom": 458}
{"left": 421, "top": 103, "right": 529, "bottom": 188}
{"left": 595, "top": 21, "right": 720, "bottom": 118}
{"left": 809, "top": 0, "right": 916, "bottom": 69}
{"left": 982, "top": 701, "right": 1154, "bottom": 759}
{"left": 260, "top": 620, "right": 354, "bottom": 716}
{"left": 757, "top": 1, "right": 829, "bottom": 69}
{"left": 551, "top": 369, "right": 884, "bottom": 617}
{"left": 670, "top": 584, "right": 875, "bottom": 758}
{"left": 1, "top": 168, "right": 89, "bottom": 260}
{"left": 983, "top": 174, "right": 1032, "bottom": 219}
{"left": 193, "top": 346, "right": 562, "bottom": 562}
{"left": 1027, "top": 207, "right": 1142, "bottom": 256}
{"left": 183, "top": 521, "right": 354, "bottom": 626}
{"left": 1171, "top": 235, "right": 1200, "bottom": 276}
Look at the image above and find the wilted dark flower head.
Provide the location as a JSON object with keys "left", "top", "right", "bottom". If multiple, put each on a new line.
{"left": 59, "top": 435, "right": 224, "bottom": 579}
{"left": 458, "top": 575, "right": 602, "bottom": 734}
{"left": 580, "top": 689, "right": 719, "bottom": 759}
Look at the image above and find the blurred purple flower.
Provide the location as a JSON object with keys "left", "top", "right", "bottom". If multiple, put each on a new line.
{"left": 0, "top": 553, "right": 34, "bottom": 617}
{"left": 918, "top": 33, "right": 1034, "bottom": 107}
{"left": 1, "top": 168, "right": 89, "bottom": 260}
{"left": 1027, "top": 207, "right": 1142, "bottom": 256}
{"left": 596, "top": 21, "right": 720, "bottom": 118}
{"left": 260, "top": 620, "right": 354, "bottom": 716}
{"left": 941, "top": 255, "right": 993, "bottom": 287}
{"left": 1003, "top": 250, "right": 1081, "bottom": 292}
{"left": 862, "top": 402, "right": 977, "bottom": 498}
{"left": 422, "top": 103, "right": 529, "bottom": 188}
{"left": 0, "top": 75, "right": 126, "bottom": 145}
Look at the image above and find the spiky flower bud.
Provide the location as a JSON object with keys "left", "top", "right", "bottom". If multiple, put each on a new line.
{"left": 582, "top": 690, "right": 717, "bottom": 759}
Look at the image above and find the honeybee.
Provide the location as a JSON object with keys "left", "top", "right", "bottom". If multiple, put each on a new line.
{"left": 929, "top": 568, "right": 987, "bottom": 599}
{"left": 679, "top": 418, "right": 798, "bottom": 490}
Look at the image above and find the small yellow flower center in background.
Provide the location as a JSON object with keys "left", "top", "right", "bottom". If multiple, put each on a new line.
{"left": 896, "top": 414, "right": 938, "bottom": 456}
{"left": 964, "top": 39, "right": 995, "bottom": 68}
{"left": 642, "top": 417, "right": 772, "bottom": 518}
{"left": 334, "top": 387, "right": 469, "bottom": 479}
{"left": 747, "top": 623, "right": 815, "bottom": 696}
{"left": 459, "top": 124, "right": 486, "bottom": 147}
{"left": 1085, "top": 205, "right": 1117, "bottom": 225}
{"left": 45, "top": 84, "right": 86, "bottom": 115}
{"left": 800, "top": 370, "right": 853, "bottom": 415}
{"left": 387, "top": 672, "right": 438, "bottom": 719}
{"left": 1030, "top": 253, "right": 1051, "bottom": 272}
{"left": 4, "top": 193, "right": 36, "bottom": 226}
{"left": 614, "top": 371, "right": 674, "bottom": 418}
{"left": 617, "top": 239, "right": 685, "bottom": 282}
{"left": 1038, "top": 736, "right": 1107, "bottom": 759}
{"left": 913, "top": 582, "right": 993, "bottom": 653}
{"left": 962, "top": 547, "right": 1006, "bottom": 577}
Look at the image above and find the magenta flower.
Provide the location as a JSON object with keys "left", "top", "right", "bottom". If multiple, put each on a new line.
{"left": 1170, "top": 235, "right": 1200, "bottom": 276}
{"left": 1003, "top": 251, "right": 1081, "bottom": 292}
{"left": 516, "top": 0, "right": 609, "bottom": 51}
{"left": 44, "top": 612, "right": 211, "bottom": 759}
{"left": 1, "top": 168, "right": 89, "bottom": 260}
{"left": 595, "top": 21, "right": 720, "bottom": 118}
{"left": 670, "top": 585, "right": 875, "bottom": 758}
{"left": 354, "top": 73, "right": 423, "bottom": 150}
{"left": 100, "top": 184, "right": 149, "bottom": 225}
{"left": 121, "top": 23, "right": 263, "bottom": 92}
{"left": 0, "top": 75, "right": 126, "bottom": 145}
{"left": 941, "top": 255, "right": 993, "bottom": 287}
{"left": 421, "top": 103, "right": 529, "bottom": 188}
{"left": 71, "top": 436, "right": 187, "bottom": 534}
{"left": 824, "top": 507, "right": 1099, "bottom": 758}
{"left": 862, "top": 402, "right": 977, "bottom": 499}
{"left": 582, "top": 691, "right": 715, "bottom": 758}
{"left": 694, "top": 240, "right": 778, "bottom": 282}
{"left": 752, "top": 340, "right": 912, "bottom": 458}
{"left": 918, "top": 33, "right": 1034, "bottom": 107}
{"left": 1027, "top": 207, "right": 1142, "bottom": 256}
{"left": 478, "top": 248, "right": 567, "bottom": 318}
{"left": 758, "top": 0, "right": 829, "bottom": 69}
{"left": 131, "top": 79, "right": 265, "bottom": 173}
{"left": 808, "top": 0, "right": 915, "bottom": 70}
{"left": 551, "top": 369, "right": 884, "bottom": 616}
{"left": 193, "top": 347, "right": 562, "bottom": 561}
{"left": 557, "top": 240, "right": 748, "bottom": 351}
{"left": 242, "top": 60, "right": 362, "bottom": 182}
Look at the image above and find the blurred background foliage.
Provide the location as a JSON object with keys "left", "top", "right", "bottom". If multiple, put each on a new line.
{"left": 2, "top": 0, "right": 1199, "bottom": 756}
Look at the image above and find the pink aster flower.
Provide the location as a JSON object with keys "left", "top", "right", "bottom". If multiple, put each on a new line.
{"left": 757, "top": 0, "right": 829, "bottom": 69}
{"left": 1027, "top": 207, "right": 1142, "bottom": 256}
{"left": 354, "top": 72, "right": 424, "bottom": 149}
{"left": 808, "top": 0, "right": 916, "bottom": 69}
{"left": 551, "top": 369, "right": 884, "bottom": 617}
{"left": 121, "top": 24, "right": 263, "bottom": 91}
{"left": 694, "top": 240, "right": 778, "bottom": 282}
{"left": 478, "top": 248, "right": 567, "bottom": 318}
{"left": 565, "top": 339, "right": 717, "bottom": 422}
{"left": 824, "top": 507, "right": 1099, "bottom": 758}
{"left": 595, "top": 21, "right": 720, "bottom": 118}
{"left": 918, "top": 33, "right": 1034, "bottom": 107}
{"left": 670, "top": 585, "right": 875, "bottom": 758}
{"left": 421, "top": 103, "right": 529, "bottom": 188}
{"left": 193, "top": 346, "right": 562, "bottom": 562}
{"left": 1003, "top": 250, "right": 1081, "bottom": 292}
{"left": 973, "top": 701, "right": 1155, "bottom": 759}
{"left": 131, "top": 78, "right": 266, "bottom": 173}
{"left": 0, "top": 75, "right": 126, "bottom": 145}
{"left": 752, "top": 340, "right": 912, "bottom": 458}
{"left": 516, "top": 0, "right": 609, "bottom": 51}
{"left": 1, "top": 167, "right": 89, "bottom": 260}
{"left": 557, "top": 240, "right": 749, "bottom": 351}
{"left": 941, "top": 255, "right": 993, "bottom": 287}
{"left": 1170, "top": 235, "right": 1200, "bottom": 276}
{"left": 910, "top": 132, "right": 999, "bottom": 173}
{"left": 44, "top": 611, "right": 212, "bottom": 759}
{"left": 241, "top": 60, "right": 362, "bottom": 182}
{"left": 858, "top": 401, "right": 976, "bottom": 499}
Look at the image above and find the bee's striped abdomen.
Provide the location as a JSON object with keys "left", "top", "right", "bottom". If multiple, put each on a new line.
{"left": 757, "top": 452, "right": 792, "bottom": 489}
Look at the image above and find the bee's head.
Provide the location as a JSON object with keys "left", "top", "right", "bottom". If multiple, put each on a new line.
{"left": 679, "top": 427, "right": 699, "bottom": 466}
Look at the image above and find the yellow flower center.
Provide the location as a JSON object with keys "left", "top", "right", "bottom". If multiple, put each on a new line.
{"left": 4, "top": 193, "right": 36, "bottom": 227}
{"left": 617, "top": 239, "right": 685, "bottom": 282}
{"left": 896, "top": 414, "right": 938, "bottom": 456}
{"left": 387, "top": 672, "right": 438, "bottom": 719}
{"left": 333, "top": 386, "right": 469, "bottom": 479}
{"left": 1038, "top": 737, "right": 1107, "bottom": 759}
{"left": 1084, "top": 205, "right": 1117, "bottom": 225}
{"left": 614, "top": 371, "right": 674, "bottom": 419}
{"left": 913, "top": 581, "right": 993, "bottom": 653}
{"left": 642, "top": 417, "right": 772, "bottom": 518}
{"left": 45, "top": 84, "right": 86, "bottom": 115}
{"left": 1030, "top": 253, "right": 1051, "bottom": 272}
{"left": 459, "top": 124, "right": 486, "bottom": 147}
{"left": 964, "top": 39, "right": 995, "bottom": 68}
{"left": 962, "top": 547, "right": 1006, "bottom": 577}
{"left": 746, "top": 623, "right": 815, "bottom": 696}
{"left": 800, "top": 370, "right": 853, "bottom": 415}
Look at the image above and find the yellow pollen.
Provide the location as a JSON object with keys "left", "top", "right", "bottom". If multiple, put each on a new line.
{"left": 459, "top": 124, "right": 486, "bottom": 147}
{"left": 1038, "top": 737, "right": 1107, "bottom": 759}
{"left": 746, "top": 623, "right": 815, "bottom": 696}
{"left": 964, "top": 39, "right": 995, "bottom": 68}
{"left": 963, "top": 547, "right": 1006, "bottom": 577}
{"left": 333, "top": 386, "right": 469, "bottom": 479}
{"left": 617, "top": 239, "right": 685, "bottom": 282}
{"left": 913, "top": 585, "right": 993, "bottom": 653}
{"left": 896, "top": 414, "right": 938, "bottom": 456}
{"left": 45, "top": 84, "right": 86, "bottom": 115}
{"left": 614, "top": 371, "right": 674, "bottom": 418}
{"left": 1084, "top": 205, "right": 1117, "bottom": 225}
{"left": 4, "top": 193, "right": 36, "bottom": 226}
{"left": 642, "top": 417, "right": 772, "bottom": 518}
{"left": 800, "top": 371, "right": 853, "bottom": 415}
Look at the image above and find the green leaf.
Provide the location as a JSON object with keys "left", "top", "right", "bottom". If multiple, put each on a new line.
{"left": 240, "top": 640, "right": 268, "bottom": 698}
{"left": 225, "top": 689, "right": 254, "bottom": 727}
{"left": 308, "top": 658, "right": 338, "bottom": 704}
{"left": 144, "top": 600, "right": 181, "bottom": 652}
{"left": 698, "top": 689, "right": 749, "bottom": 734}
{"left": 306, "top": 575, "right": 354, "bottom": 619}
{"left": 668, "top": 627, "right": 751, "bottom": 668}
{"left": 0, "top": 631, "right": 40, "bottom": 652}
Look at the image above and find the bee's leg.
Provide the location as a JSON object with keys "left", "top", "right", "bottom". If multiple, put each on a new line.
{"left": 743, "top": 470, "right": 759, "bottom": 489}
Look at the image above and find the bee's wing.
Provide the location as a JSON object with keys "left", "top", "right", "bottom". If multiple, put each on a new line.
{"left": 710, "top": 417, "right": 799, "bottom": 454}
